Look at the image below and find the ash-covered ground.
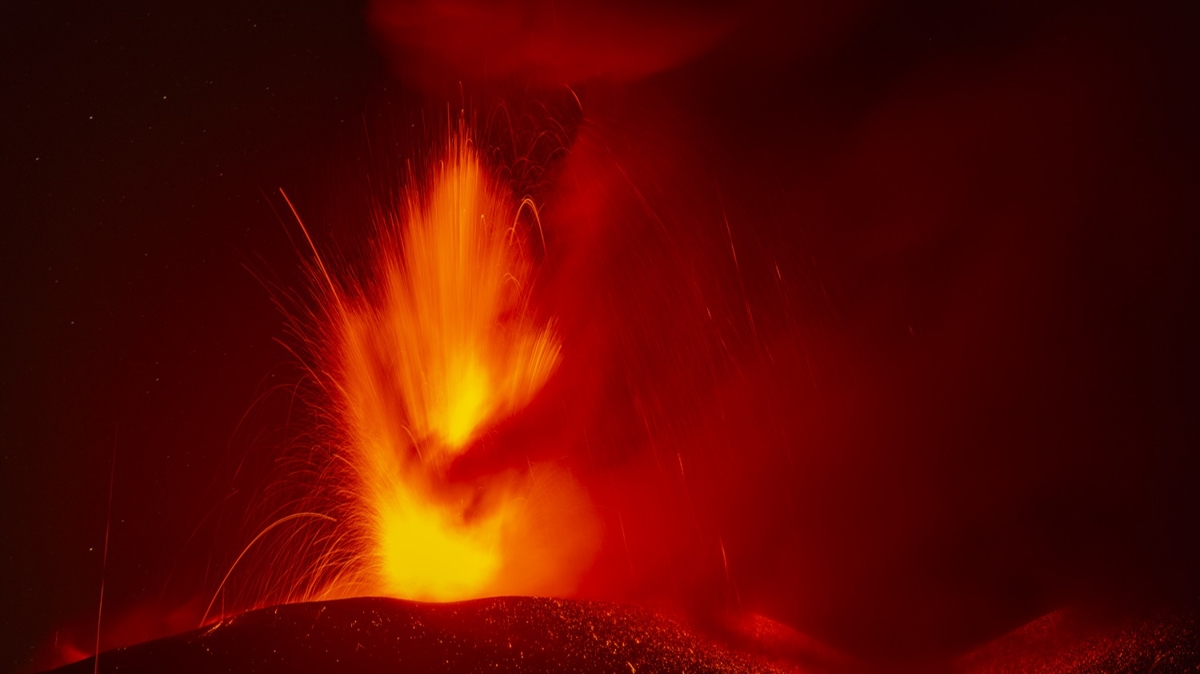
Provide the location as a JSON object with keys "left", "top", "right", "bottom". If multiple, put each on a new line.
{"left": 49, "top": 596, "right": 1200, "bottom": 674}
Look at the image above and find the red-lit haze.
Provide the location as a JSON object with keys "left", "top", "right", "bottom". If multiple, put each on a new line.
{"left": 25, "top": 1, "right": 1197, "bottom": 671}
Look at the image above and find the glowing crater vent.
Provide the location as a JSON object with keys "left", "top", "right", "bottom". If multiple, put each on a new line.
{"left": 333, "top": 136, "right": 595, "bottom": 602}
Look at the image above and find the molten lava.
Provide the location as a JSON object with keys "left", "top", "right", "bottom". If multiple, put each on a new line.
{"left": 320, "top": 133, "right": 597, "bottom": 603}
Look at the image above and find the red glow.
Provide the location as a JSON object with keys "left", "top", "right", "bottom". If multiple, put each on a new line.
{"left": 19, "top": 1, "right": 1196, "bottom": 671}
{"left": 367, "top": 0, "right": 736, "bottom": 87}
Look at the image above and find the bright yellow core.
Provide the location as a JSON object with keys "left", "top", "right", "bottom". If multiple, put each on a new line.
{"left": 438, "top": 354, "right": 490, "bottom": 449}
{"left": 336, "top": 136, "right": 570, "bottom": 602}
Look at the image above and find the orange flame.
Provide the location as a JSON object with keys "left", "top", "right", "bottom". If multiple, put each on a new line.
{"left": 327, "top": 133, "right": 597, "bottom": 602}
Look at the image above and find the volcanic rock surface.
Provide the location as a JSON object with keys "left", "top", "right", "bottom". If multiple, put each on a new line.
{"left": 954, "top": 603, "right": 1200, "bottom": 674}
{"left": 47, "top": 596, "right": 814, "bottom": 674}
{"left": 46, "top": 596, "right": 1200, "bottom": 673}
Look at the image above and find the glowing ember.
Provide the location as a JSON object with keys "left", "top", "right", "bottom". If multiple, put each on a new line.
{"left": 318, "top": 132, "right": 597, "bottom": 602}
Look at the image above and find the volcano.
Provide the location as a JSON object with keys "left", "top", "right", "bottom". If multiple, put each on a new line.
{"left": 45, "top": 598, "right": 1200, "bottom": 674}
{"left": 45, "top": 596, "right": 834, "bottom": 674}
{"left": 6, "top": 0, "right": 1199, "bottom": 672}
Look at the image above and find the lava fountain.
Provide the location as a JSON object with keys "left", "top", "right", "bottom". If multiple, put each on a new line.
{"left": 303, "top": 129, "right": 598, "bottom": 604}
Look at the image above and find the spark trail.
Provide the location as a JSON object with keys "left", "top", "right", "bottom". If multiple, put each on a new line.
{"left": 302, "top": 130, "right": 598, "bottom": 603}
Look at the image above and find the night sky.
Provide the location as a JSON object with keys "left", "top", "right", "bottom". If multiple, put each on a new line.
{"left": 3, "top": 2, "right": 384, "bottom": 668}
{"left": 2, "top": 1, "right": 1197, "bottom": 672}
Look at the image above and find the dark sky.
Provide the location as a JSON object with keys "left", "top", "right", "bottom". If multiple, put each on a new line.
{"left": 2, "top": 1, "right": 1198, "bottom": 672}
{"left": 1, "top": 2, "right": 386, "bottom": 669}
